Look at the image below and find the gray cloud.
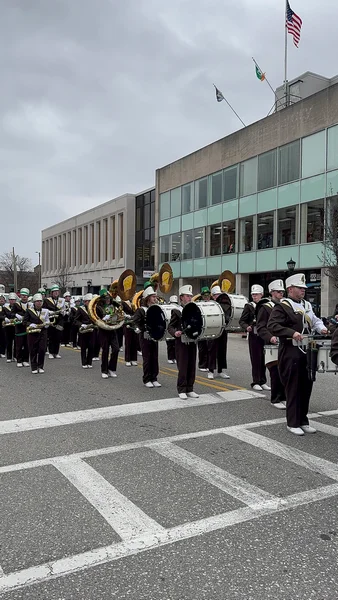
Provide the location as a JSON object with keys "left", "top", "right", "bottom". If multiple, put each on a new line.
{"left": 0, "top": 0, "right": 336, "bottom": 263}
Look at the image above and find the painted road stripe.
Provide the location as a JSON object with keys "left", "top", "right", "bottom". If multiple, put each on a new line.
{"left": 1, "top": 482, "right": 338, "bottom": 593}
{"left": 0, "top": 391, "right": 263, "bottom": 436}
{"left": 151, "top": 442, "right": 278, "bottom": 509}
{"left": 313, "top": 421, "right": 338, "bottom": 437}
{"left": 0, "top": 416, "right": 288, "bottom": 475}
{"left": 54, "top": 458, "right": 164, "bottom": 540}
{"left": 225, "top": 429, "right": 338, "bottom": 481}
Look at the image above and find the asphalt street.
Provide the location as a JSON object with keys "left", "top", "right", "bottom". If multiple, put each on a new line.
{"left": 0, "top": 334, "right": 337, "bottom": 599}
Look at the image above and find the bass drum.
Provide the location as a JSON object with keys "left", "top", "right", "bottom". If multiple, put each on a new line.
{"left": 181, "top": 301, "right": 225, "bottom": 342}
{"left": 216, "top": 293, "right": 248, "bottom": 332}
{"left": 145, "top": 304, "right": 174, "bottom": 342}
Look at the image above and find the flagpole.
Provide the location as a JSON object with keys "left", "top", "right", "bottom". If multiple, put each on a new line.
{"left": 213, "top": 84, "right": 246, "bottom": 127}
{"left": 284, "top": 0, "right": 288, "bottom": 107}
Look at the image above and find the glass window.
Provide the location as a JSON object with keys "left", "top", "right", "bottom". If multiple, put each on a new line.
{"left": 194, "top": 227, "right": 205, "bottom": 258}
{"left": 306, "top": 199, "right": 324, "bottom": 243}
{"left": 195, "top": 177, "right": 208, "bottom": 209}
{"left": 258, "top": 149, "right": 277, "bottom": 192}
{"left": 302, "top": 130, "right": 326, "bottom": 178}
{"left": 222, "top": 221, "right": 236, "bottom": 254}
{"left": 240, "top": 217, "right": 254, "bottom": 252}
{"left": 144, "top": 192, "right": 150, "bottom": 205}
{"left": 240, "top": 157, "right": 257, "bottom": 197}
{"left": 327, "top": 125, "right": 338, "bottom": 171}
{"left": 160, "top": 191, "right": 170, "bottom": 220}
{"left": 257, "top": 211, "right": 274, "bottom": 249}
{"left": 136, "top": 207, "right": 142, "bottom": 231}
{"left": 160, "top": 236, "right": 170, "bottom": 263}
{"left": 182, "top": 230, "right": 193, "bottom": 260}
{"left": 277, "top": 207, "right": 297, "bottom": 246}
{"left": 171, "top": 233, "right": 181, "bottom": 261}
{"left": 278, "top": 140, "right": 300, "bottom": 184}
{"left": 170, "top": 187, "right": 181, "bottom": 217}
{"left": 182, "top": 182, "right": 194, "bottom": 214}
{"left": 210, "top": 171, "right": 222, "bottom": 206}
{"left": 144, "top": 203, "right": 150, "bottom": 229}
{"left": 209, "top": 224, "right": 222, "bottom": 256}
{"left": 150, "top": 201, "right": 155, "bottom": 227}
{"left": 224, "top": 165, "right": 238, "bottom": 201}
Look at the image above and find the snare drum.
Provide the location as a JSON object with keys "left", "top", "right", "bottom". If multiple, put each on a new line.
{"left": 216, "top": 293, "right": 248, "bottom": 332}
{"left": 181, "top": 301, "right": 225, "bottom": 343}
{"left": 145, "top": 304, "right": 174, "bottom": 342}
{"left": 316, "top": 340, "right": 338, "bottom": 374}
{"left": 264, "top": 345, "right": 279, "bottom": 366}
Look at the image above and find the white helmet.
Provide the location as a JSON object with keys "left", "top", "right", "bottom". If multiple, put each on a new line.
{"left": 33, "top": 293, "right": 43, "bottom": 302}
{"left": 8, "top": 293, "right": 17, "bottom": 300}
{"left": 251, "top": 284, "right": 264, "bottom": 295}
{"left": 268, "top": 279, "right": 285, "bottom": 293}
{"left": 211, "top": 286, "right": 221, "bottom": 296}
{"left": 169, "top": 295, "right": 178, "bottom": 304}
{"left": 83, "top": 293, "right": 93, "bottom": 301}
{"left": 285, "top": 273, "right": 307, "bottom": 289}
{"left": 143, "top": 286, "right": 157, "bottom": 299}
{"left": 63, "top": 291, "right": 71, "bottom": 298}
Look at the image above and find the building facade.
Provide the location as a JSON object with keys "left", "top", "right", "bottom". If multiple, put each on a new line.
{"left": 156, "top": 73, "right": 338, "bottom": 316}
{"left": 41, "top": 194, "right": 135, "bottom": 295}
{"left": 135, "top": 188, "right": 155, "bottom": 287}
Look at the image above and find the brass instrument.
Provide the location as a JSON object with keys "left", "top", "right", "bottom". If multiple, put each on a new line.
{"left": 79, "top": 323, "right": 97, "bottom": 334}
{"left": 4, "top": 318, "right": 21, "bottom": 327}
{"left": 131, "top": 263, "right": 173, "bottom": 311}
{"left": 26, "top": 323, "right": 47, "bottom": 334}
{"left": 88, "top": 270, "right": 137, "bottom": 331}
{"left": 49, "top": 309, "right": 63, "bottom": 328}
{"left": 211, "top": 270, "right": 236, "bottom": 294}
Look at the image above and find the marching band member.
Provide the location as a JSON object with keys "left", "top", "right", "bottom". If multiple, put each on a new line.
{"left": 168, "top": 284, "right": 199, "bottom": 400}
{"left": 61, "top": 291, "right": 74, "bottom": 347}
{"left": 74, "top": 293, "right": 94, "bottom": 369}
{"left": 256, "top": 280, "right": 286, "bottom": 409}
{"left": 207, "top": 286, "right": 230, "bottom": 379}
{"left": 132, "top": 286, "right": 161, "bottom": 387}
{"left": 268, "top": 273, "right": 327, "bottom": 436}
{"left": 22, "top": 293, "right": 50, "bottom": 374}
{"left": 96, "top": 289, "right": 119, "bottom": 379}
{"left": 2, "top": 293, "right": 17, "bottom": 362}
{"left": 43, "top": 284, "right": 65, "bottom": 359}
{"left": 239, "top": 284, "right": 270, "bottom": 391}
{"left": 70, "top": 298, "right": 81, "bottom": 349}
{"left": 11, "top": 287, "right": 30, "bottom": 367}
{"left": 0, "top": 295, "right": 6, "bottom": 358}
{"left": 197, "top": 287, "right": 210, "bottom": 371}
{"left": 166, "top": 295, "right": 178, "bottom": 364}
{"left": 121, "top": 298, "right": 138, "bottom": 366}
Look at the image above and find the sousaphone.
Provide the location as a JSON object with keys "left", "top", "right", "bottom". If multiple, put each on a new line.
{"left": 88, "top": 269, "right": 136, "bottom": 331}
{"left": 131, "top": 263, "right": 174, "bottom": 311}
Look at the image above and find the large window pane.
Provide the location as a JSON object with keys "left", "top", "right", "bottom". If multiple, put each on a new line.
{"left": 306, "top": 199, "right": 324, "bottom": 242}
{"left": 258, "top": 149, "right": 277, "bottom": 192}
{"left": 278, "top": 140, "right": 300, "bottom": 184}
{"left": 182, "top": 230, "right": 193, "bottom": 260}
{"left": 240, "top": 217, "right": 254, "bottom": 252}
{"left": 277, "top": 207, "right": 297, "bottom": 246}
{"left": 182, "top": 182, "right": 194, "bottom": 214}
{"left": 224, "top": 165, "right": 238, "bottom": 201}
{"left": 222, "top": 221, "right": 236, "bottom": 253}
{"left": 144, "top": 203, "right": 150, "bottom": 229}
{"left": 170, "top": 187, "right": 181, "bottom": 217}
{"left": 171, "top": 233, "right": 181, "bottom": 261}
{"left": 240, "top": 157, "right": 257, "bottom": 197}
{"left": 209, "top": 224, "right": 222, "bottom": 256}
{"left": 327, "top": 125, "right": 338, "bottom": 171}
{"left": 160, "top": 192, "right": 170, "bottom": 220}
{"left": 194, "top": 227, "right": 205, "bottom": 258}
{"left": 302, "top": 130, "right": 326, "bottom": 178}
{"left": 210, "top": 172, "right": 222, "bottom": 206}
{"left": 257, "top": 211, "right": 274, "bottom": 249}
{"left": 195, "top": 177, "right": 208, "bottom": 209}
{"left": 160, "top": 236, "right": 170, "bottom": 263}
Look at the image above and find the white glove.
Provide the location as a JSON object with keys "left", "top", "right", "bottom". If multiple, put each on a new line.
{"left": 103, "top": 315, "right": 111, "bottom": 321}
{"left": 81, "top": 324, "right": 88, "bottom": 329}
{"left": 45, "top": 322, "right": 50, "bottom": 328}
{"left": 15, "top": 314, "right": 23, "bottom": 321}
{"left": 5, "top": 317, "right": 10, "bottom": 323}
{"left": 29, "top": 323, "right": 37, "bottom": 329}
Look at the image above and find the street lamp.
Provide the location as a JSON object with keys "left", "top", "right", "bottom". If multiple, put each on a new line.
{"left": 35, "top": 251, "right": 41, "bottom": 288}
{"left": 286, "top": 258, "right": 296, "bottom": 273}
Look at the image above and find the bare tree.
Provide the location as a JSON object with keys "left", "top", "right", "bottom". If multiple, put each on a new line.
{"left": 322, "top": 190, "right": 338, "bottom": 288}
{"left": 0, "top": 252, "right": 37, "bottom": 292}
{"left": 51, "top": 263, "right": 73, "bottom": 294}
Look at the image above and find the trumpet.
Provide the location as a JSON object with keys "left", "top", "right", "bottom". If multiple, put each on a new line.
{"left": 26, "top": 323, "right": 47, "bottom": 334}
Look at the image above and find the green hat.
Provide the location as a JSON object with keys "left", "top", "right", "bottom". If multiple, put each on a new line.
{"left": 201, "top": 286, "right": 210, "bottom": 294}
{"left": 20, "top": 288, "right": 30, "bottom": 296}
{"left": 144, "top": 281, "right": 153, "bottom": 290}
{"left": 99, "top": 288, "right": 109, "bottom": 297}
{"left": 50, "top": 284, "right": 59, "bottom": 292}
{"left": 38, "top": 287, "right": 46, "bottom": 294}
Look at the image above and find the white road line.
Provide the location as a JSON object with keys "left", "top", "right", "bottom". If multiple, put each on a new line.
{"left": 225, "top": 429, "right": 338, "bottom": 481}
{"left": 0, "top": 417, "right": 289, "bottom": 475}
{"left": 53, "top": 458, "right": 164, "bottom": 540}
{"left": 0, "top": 392, "right": 260, "bottom": 436}
{"left": 313, "top": 421, "right": 338, "bottom": 437}
{"left": 151, "top": 442, "right": 278, "bottom": 509}
{"left": 1, "top": 483, "right": 338, "bottom": 594}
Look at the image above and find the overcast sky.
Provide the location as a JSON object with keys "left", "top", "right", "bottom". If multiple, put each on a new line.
{"left": 1, "top": 0, "right": 336, "bottom": 265}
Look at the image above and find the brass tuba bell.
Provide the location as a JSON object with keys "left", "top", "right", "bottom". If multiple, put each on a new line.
{"left": 88, "top": 269, "right": 137, "bottom": 331}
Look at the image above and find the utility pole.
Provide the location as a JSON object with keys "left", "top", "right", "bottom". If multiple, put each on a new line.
{"left": 12, "top": 247, "right": 17, "bottom": 293}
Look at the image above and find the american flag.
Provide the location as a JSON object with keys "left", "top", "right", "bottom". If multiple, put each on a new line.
{"left": 286, "top": 1, "right": 302, "bottom": 47}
